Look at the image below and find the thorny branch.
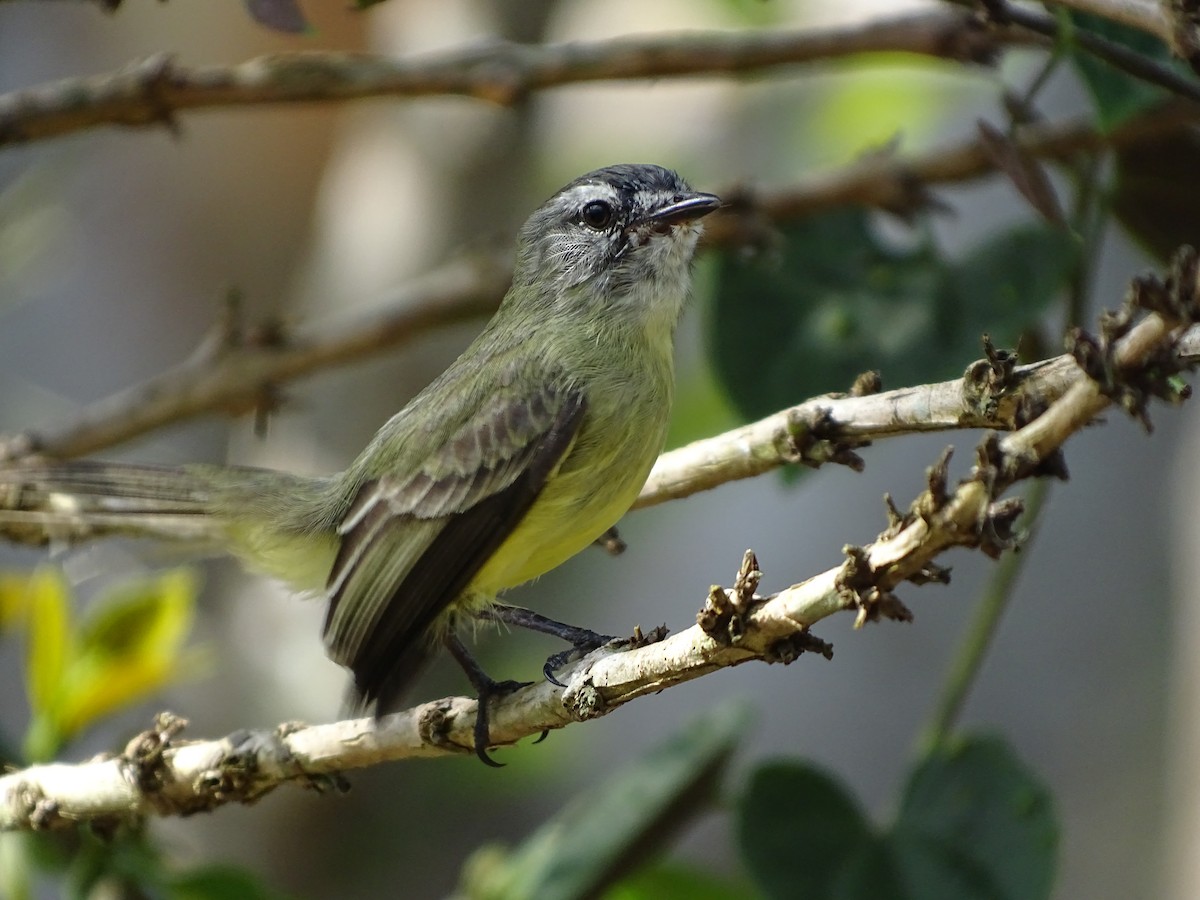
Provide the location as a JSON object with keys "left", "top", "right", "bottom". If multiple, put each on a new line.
{"left": 2, "top": 247, "right": 1198, "bottom": 831}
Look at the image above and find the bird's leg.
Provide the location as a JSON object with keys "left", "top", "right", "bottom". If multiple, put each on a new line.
{"left": 444, "top": 632, "right": 530, "bottom": 767}
{"left": 485, "top": 603, "right": 617, "bottom": 687}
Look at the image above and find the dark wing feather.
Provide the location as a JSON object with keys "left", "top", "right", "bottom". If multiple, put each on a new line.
{"left": 323, "top": 382, "right": 586, "bottom": 711}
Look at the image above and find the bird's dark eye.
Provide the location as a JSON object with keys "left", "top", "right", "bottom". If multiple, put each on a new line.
{"left": 580, "top": 200, "right": 615, "bottom": 230}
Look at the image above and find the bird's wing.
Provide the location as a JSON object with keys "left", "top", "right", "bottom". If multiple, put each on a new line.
{"left": 323, "top": 379, "right": 587, "bottom": 710}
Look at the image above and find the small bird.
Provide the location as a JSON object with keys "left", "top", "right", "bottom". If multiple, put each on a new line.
{"left": 0, "top": 164, "right": 720, "bottom": 763}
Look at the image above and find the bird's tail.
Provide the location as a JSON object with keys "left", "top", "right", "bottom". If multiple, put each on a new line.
{"left": 0, "top": 459, "right": 222, "bottom": 548}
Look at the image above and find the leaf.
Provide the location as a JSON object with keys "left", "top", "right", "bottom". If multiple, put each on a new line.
{"left": 56, "top": 570, "right": 206, "bottom": 739}
{"left": 892, "top": 736, "right": 1058, "bottom": 900}
{"left": 1112, "top": 128, "right": 1200, "bottom": 262}
{"left": 733, "top": 737, "right": 1057, "bottom": 900}
{"left": 708, "top": 212, "right": 1076, "bottom": 427}
{"left": 167, "top": 865, "right": 295, "bottom": 900}
{"left": 975, "top": 120, "right": 1067, "bottom": 227}
{"left": 22, "top": 569, "right": 72, "bottom": 725}
{"left": 736, "top": 761, "right": 875, "bottom": 900}
{"left": 947, "top": 224, "right": 1079, "bottom": 351}
{"left": 243, "top": 0, "right": 311, "bottom": 34}
{"left": 603, "top": 863, "right": 755, "bottom": 900}
{"left": 708, "top": 209, "right": 955, "bottom": 423}
{"left": 1066, "top": 12, "right": 1174, "bottom": 130}
{"left": 462, "top": 701, "right": 752, "bottom": 900}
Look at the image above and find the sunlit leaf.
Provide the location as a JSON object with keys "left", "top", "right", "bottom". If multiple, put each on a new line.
{"left": 56, "top": 570, "right": 207, "bottom": 739}
{"left": 603, "top": 863, "right": 754, "bottom": 900}
{"left": 22, "top": 570, "right": 72, "bottom": 720}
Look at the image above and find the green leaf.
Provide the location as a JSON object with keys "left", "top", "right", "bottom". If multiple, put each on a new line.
{"left": 892, "top": 736, "right": 1058, "bottom": 900}
{"left": 733, "top": 737, "right": 1057, "bottom": 900}
{"left": 462, "top": 701, "right": 752, "bottom": 900}
{"left": 736, "top": 761, "right": 874, "bottom": 900}
{"left": 1066, "top": 12, "right": 1174, "bottom": 130}
{"left": 167, "top": 865, "right": 296, "bottom": 900}
{"left": 708, "top": 213, "right": 1076, "bottom": 427}
{"left": 947, "top": 224, "right": 1079, "bottom": 351}
{"left": 603, "top": 862, "right": 756, "bottom": 900}
{"left": 708, "top": 210, "right": 954, "bottom": 423}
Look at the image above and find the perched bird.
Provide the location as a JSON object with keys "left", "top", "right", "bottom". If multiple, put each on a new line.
{"left": 0, "top": 164, "right": 720, "bottom": 763}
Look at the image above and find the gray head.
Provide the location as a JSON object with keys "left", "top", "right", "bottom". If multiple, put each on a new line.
{"left": 510, "top": 164, "right": 720, "bottom": 321}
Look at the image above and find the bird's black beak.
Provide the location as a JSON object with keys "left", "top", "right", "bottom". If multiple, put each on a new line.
{"left": 643, "top": 192, "right": 722, "bottom": 228}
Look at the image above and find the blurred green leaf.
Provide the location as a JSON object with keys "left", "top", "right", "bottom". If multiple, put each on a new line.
{"left": 892, "top": 736, "right": 1057, "bottom": 900}
{"left": 734, "top": 736, "right": 1056, "bottom": 900}
{"left": 1112, "top": 129, "right": 1200, "bottom": 262}
{"left": 604, "top": 862, "right": 756, "bottom": 900}
{"left": 708, "top": 210, "right": 951, "bottom": 422}
{"left": 1066, "top": 12, "right": 1173, "bottom": 130}
{"left": 58, "top": 570, "right": 207, "bottom": 740}
{"left": 17, "top": 569, "right": 206, "bottom": 760}
{"left": 737, "top": 761, "right": 875, "bottom": 900}
{"left": 462, "top": 701, "right": 752, "bottom": 900}
{"left": 167, "top": 865, "right": 296, "bottom": 900}
{"left": 709, "top": 212, "right": 1075, "bottom": 426}
{"left": 947, "top": 224, "right": 1079, "bottom": 351}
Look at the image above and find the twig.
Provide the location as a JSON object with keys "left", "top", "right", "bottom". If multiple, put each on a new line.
{"left": 974, "top": 0, "right": 1200, "bottom": 101}
{"left": 0, "top": 10, "right": 1032, "bottom": 147}
{"left": 3, "top": 102, "right": 1195, "bottom": 463}
{"left": 4, "top": 254, "right": 1195, "bottom": 830}
{"left": 1042, "top": 0, "right": 1171, "bottom": 42}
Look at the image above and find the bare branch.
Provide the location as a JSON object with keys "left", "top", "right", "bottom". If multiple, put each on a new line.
{"left": 3, "top": 102, "right": 1195, "bottom": 463}
{"left": 0, "top": 10, "right": 1031, "bottom": 148}
{"left": 0, "top": 254, "right": 512, "bottom": 461}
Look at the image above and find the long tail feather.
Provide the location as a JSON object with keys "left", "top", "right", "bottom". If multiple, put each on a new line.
{"left": 0, "top": 460, "right": 218, "bottom": 546}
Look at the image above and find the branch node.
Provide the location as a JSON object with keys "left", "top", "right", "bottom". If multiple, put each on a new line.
{"left": 765, "top": 629, "right": 834, "bottom": 664}
{"left": 849, "top": 370, "right": 883, "bottom": 397}
{"left": 130, "top": 53, "right": 183, "bottom": 137}
{"left": 784, "top": 408, "right": 869, "bottom": 472}
{"left": 121, "top": 711, "right": 187, "bottom": 799}
{"left": 417, "top": 700, "right": 456, "bottom": 750}
{"left": 563, "top": 676, "right": 607, "bottom": 720}
{"left": 979, "top": 497, "right": 1026, "bottom": 559}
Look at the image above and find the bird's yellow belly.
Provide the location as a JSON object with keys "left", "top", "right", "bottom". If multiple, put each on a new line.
{"left": 467, "top": 445, "right": 654, "bottom": 596}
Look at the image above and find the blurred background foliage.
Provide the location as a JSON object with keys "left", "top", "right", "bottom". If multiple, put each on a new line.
{"left": 1, "top": 0, "right": 1199, "bottom": 898}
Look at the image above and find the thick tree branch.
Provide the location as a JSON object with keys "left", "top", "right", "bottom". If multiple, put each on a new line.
{"left": 0, "top": 10, "right": 1031, "bottom": 148}
{"left": 2, "top": 102, "right": 1195, "bottom": 463}
{"left": 1, "top": 248, "right": 1196, "bottom": 832}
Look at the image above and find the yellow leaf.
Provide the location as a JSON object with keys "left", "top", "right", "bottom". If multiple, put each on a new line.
{"left": 22, "top": 569, "right": 72, "bottom": 720}
{"left": 55, "top": 569, "right": 206, "bottom": 739}
{"left": 0, "top": 572, "right": 32, "bottom": 632}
